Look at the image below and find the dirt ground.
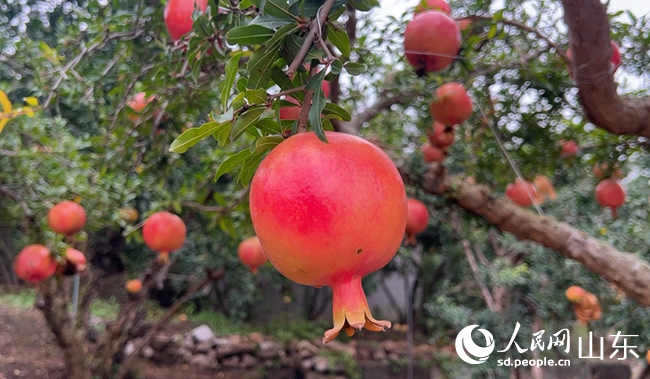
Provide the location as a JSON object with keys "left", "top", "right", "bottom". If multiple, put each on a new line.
{"left": 0, "top": 305, "right": 254, "bottom": 379}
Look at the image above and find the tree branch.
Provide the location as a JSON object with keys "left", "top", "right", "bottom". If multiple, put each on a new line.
{"left": 340, "top": 91, "right": 414, "bottom": 134}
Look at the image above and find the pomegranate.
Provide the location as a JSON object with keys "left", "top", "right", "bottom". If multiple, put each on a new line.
{"left": 505, "top": 179, "right": 537, "bottom": 207}
{"left": 405, "top": 198, "right": 429, "bottom": 244}
{"left": 119, "top": 207, "right": 139, "bottom": 223}
{"left": 533, "top": 175, "right": 556, "bottom": 204}
{"left": 57, "top": 248, "right": 87, "bottom": 276}
{"left": 47, "top": 201, "right": 87, "bottom": 236}
{"left": 430, "top": 82, "right": 473, "bottom": 125}
{"left": 125, "top": 279, "right": 143, "bottom": 294}
{"left": 249, "top": 131, "right": 407, "bottom": 343}
{"left": 457, "top": 19, "right": 471, "bottom": 31}
{"left": 427, "top": 122, "right": 454, "bottom": 148}
{"left": 565, "top": 285, "right": 586, "bottom": 303}
{"left": 421, "top": 143, "right": 445, "bottom": 163}
{"left": 595, "top": 178, "right": 626, "bottom": 218}
{"left": 566, "top": 41, "right": 622, "bottom": 73}
{"left": 237, "top": 236, "right": 268, "bottom": 275}
{"left": 593, "top": 163, "right": 622, "bottom": 180}
{"left": 559, "top": 140, "right": 579, "bottom": 157}
{"left": 322, "top": 81, "right": 331, "bottom": 99}
{"left": 13, "top": 244, "right": 57, "bottom": 283}
{"left": 164, "top": 0, "right": 208, "bottom": 42}
{"left": 142, "top": 211, "right": 187, "bottom": 261}
{"left": 279, "top": 97, "right": 302, "bottom": 120}
{"left": 404, "top": 11, "right": 461, "bottom": 75}
{"left": 414, "top": 0, "right": 451, "bottom": 14}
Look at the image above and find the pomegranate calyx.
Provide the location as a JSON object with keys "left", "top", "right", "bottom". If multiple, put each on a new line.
{"left": 323, "top": 278, "right": 391, "bottom": 344}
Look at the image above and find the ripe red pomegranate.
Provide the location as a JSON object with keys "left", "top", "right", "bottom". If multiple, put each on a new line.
{"left": 47, "top": 201, "right": 86, "bottom": 236}
{"left": 421, "top": 143, "right": 445, "bottom": 163}
{"left": 14, "top": 244, "right": 57, "bottom": 283}
{"left": 237, "top": 236, "right": 268, "bottom": 275}
{"left": 559, "top": 140, "right": 579, "bottom": 157}
{"left": 164, "top": 0, "right": 208, "bottom": 42}
{"left": 57, "top": 248, "right": 87, "bottom": 276}
{"left": 593, "top": 163, "right": 622, "bottom": 180}
{"left": 595, "top": 178, "right": 626, "bottom": 218}
{"left": 322, "top": 81, "right": 331, "bottom": 99}
{"left": 405, "top": 198, "right": 429, "bottom": 244}
{"left": 427, "top": 122, "right": 454, "bottom": 148}
{"left": 125, "top": 279, "right": 143, "bottom": 294}
{"left": 279, "top": 97, "right": 302, "bottom": 120}
{"left": 404, "top": 11, "right": 461, "bottom": 75}
{"left": 250, "top": 131, "right": 407, "bottom": 343}
{"left": 414, "top": 0, "right": 451, "bottom": 14}
{"left": 430, "top": 82, "right": 473, "bottom": 125}
{"left": 566, "top": 41, "right": 622, "bottom": 73}
{"left": 505, "top": 179, "right": 537, "bottom": 207}
{"left": 142, "top": 211, "right": 187, "bottom": 261}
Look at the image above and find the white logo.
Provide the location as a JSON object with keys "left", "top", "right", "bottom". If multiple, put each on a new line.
{"left": 455, "top": 325, "right": 495, "bottom": 364}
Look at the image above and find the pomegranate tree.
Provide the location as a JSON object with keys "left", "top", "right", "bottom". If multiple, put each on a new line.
{"left": 427, "top": 121, "right": 454, "bottom": 148}
{"left": 505, "top": 179, "right": 537, "bottom": 207}
{"left": 404, "top": 11, "right": 461, "bottom": 75}
{"left": 250, "top": 132, "right": 407, "bottom": 343}
{"left": 567, "top": 41, "right": 622, "bottom": 73}
{"left": 414, "top": 0, "right": 451, "bottom": 14}
{"left": 421, "top": 143, "right": 445, "bottom": 163}
{"left": 14, "top": 244, "right": 57, "bottom": 283}
{"left": 164, "top": 0, "right": 208, "bottom": 42}
{"left": 405, "top": 198, "right": 429, "bottom": 244}
{"left": 142, "top": 211, "right": 187, "bottom": 261}
{"left": 595, "top": 178, "right": 626, "bottom": 218}
{"left": 430, "top": 82, "right": 473, "bottom": 125}
{"left": 237, "top": 236, "right": 268, "bottom": 275}
{"left": 47, "top": 201, "right": 87, "bottom": 236}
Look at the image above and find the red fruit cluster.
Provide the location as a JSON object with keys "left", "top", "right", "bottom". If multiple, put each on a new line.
{"left": 405, "top": 198, "right": 429, "bottom": 245}
{"left": 595, "top": 178, "right": 626, "bottom": 218}
{"left": 505, "top": 179, "right": 538, "bottom": 207}
{"left": 142, "top": 211, "right": 187, "bottom": 261}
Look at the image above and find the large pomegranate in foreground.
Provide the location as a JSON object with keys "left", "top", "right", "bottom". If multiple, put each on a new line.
{"left": 14, "top": 244, "right": 57, "bottom": 283}
{"left": 238, "top": 236, "right": 268, "bottom": 275}
{"left": 405, "top": 198, "right": 429, "bottom": 244}
{"left": 47, "top": 201, "right": 87, "bottom": 236}
{"left": 414, "top": 0, "right": 451, "bottom": 14}
{"left": 430, "top": 82, "right": 473, "bottom": 125}
{"left": 164, "top": 0, "right": 209, "bottom": 42}
{"left": 505, "top": 179, "right": 537, "bottom": 207}
{"left": 595, "top": 178, "right": 626, "bottom": 218}
{"left": 142, "top": 211, "right": 187, "bottom": 261}
{"left": 250, "top": 132, "right": 407, "bottom": 343}
{"left": 404, "top": 11, "right": 461, "bottom": 75}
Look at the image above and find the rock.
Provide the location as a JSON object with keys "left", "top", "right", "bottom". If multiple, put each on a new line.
{"left": 380, "top": 340, "right": 407, "bottom": 355}
{"left": 305, "top": 372, "right": 342, "bottom": 379}
{"left": 259, "top": 340, "right": 282, "bottom": 359}
{"left": 214, "top": 338, "right": 231, "bottom": 347}
{"left": 171, "top": 333, "right": 184, "bottom": 345}
{"left": 216, "top": 341, "right": 256, "bottom": 358}
{"left": 142, "top": 345, "right": 155, "bottom": 358}
{"left": 177, "top": 347, "right": 193, "bottom": 363}
{"left": 191, "top": 324, "right": 216, "bottom": 344}
{"left": 194, "top": 340, "right": 214, "bottom": 353}
{"left": 296, "top": 339, "right": 320, "bottom": 358}
{"left": 387, "top": 353, "right": 400, "bottom": 361}
{"left": 89, "top": 316, "right": 103, "bottom": 327}
{"left": 356, "top": 347, "right": 371, "bottom": 361}
{"left": 221, "top": 355, "right": 240, "bottom": 368}
{"left": 249, "top": 332, "right": 265, "bottom": 343}
{"left": 124, "top": 340, "right": 135, "bottom": 356}
{"left": 313, "top": 356, "right": 329, "bottom": 373}
{"left": 414, "top": 344, "right": 435, "bottom": 359}
{"left": 323, "top": 340, "right": 356, "bottom": 359}
{"left": 241, "top": 353, "right": 259, "bottom": 368}
{"left": 264, "top": 359, "right": 275, "bottom": 368}
{"left": 189, "top": 354, "right": 215, "bottom": 370}
{"left": 151, "top": 334, "right": 171, "bottom": 351}
{"left": 301, "top": 357, "right": 315, "bottom": 371}
{"left": 182, "top": 335, "right": 194, "bottom": 349}
{"left": 372, "top": 348, "right": 387, "bottom": 361}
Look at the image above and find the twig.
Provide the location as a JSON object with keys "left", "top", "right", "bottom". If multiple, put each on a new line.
{"left": 297, "top": 65, "right": 317, "bottom": 132}
{"left": 268, "top": 85, "right": 307, "bottom": 101}
{"left": 0, "top": 183, "right": 31, "bottom": 216}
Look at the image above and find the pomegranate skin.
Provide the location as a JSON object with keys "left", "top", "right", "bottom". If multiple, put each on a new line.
{"left": 14, "top": 244, "right": 57, "bottom": 283}
{"left": 565, "top": 285, "right": 587, "bottom": 303}
{"left": 421, "top": 143, "right": 445, "bottom": 163}
{"left": 559, "top": 140, "right": 579, "bottom": 157}
{"left": 405, "top": 198, "right": 429, "bottom": 244}
{"left": 430, "top": 82, "right": 473, "bottom": 125}
{"left": 238, "top": 236, "right": 268, "bottom": 275}
{"left": 414, "top": 0, "right": 451, "bottom": 14}
{"left": 164, "top": 0, "right": 208, "bottom": 42}
{"left": 595, "top": 179, "right": 626, "bottom": 218}
{"left": 250, "top": 131, "right": 407, "bottom": 343}
{"left": 404, "top": 11, "right": 461, "bottom": 74}
{"left": 57, "top": 248, "right": 87, "bottom": 276}
{"left": 47, "top": 201, "right": 87, "bottom": 236}
{"left": 505, "top": 179, "right": 537, "bottom": 207}
{"left": 427, "top": 122, "right": 454, "bottom": 148}
{"left": 142, "top": 211, "right": 187, "bottom": 257}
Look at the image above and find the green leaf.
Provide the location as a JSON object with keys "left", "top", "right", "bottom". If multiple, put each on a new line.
{"left": 256, "top": 117, "right": 283, "bottom": 135}
{"left": 331, "top": 60, "right": 343, "bottom": 75}
{"left": 344, "top": 62, "right": 365, "bottom": 76}
{"left": 214, "top": 149, "right": 253, "bottom": 182}
{"left": 488, "top": 24, "right": 497, "bottom": 39}
{"left": 323, "top": 103, "right": 351, "bottom": 121}
{"left": 266, "top": 23, "right": 300, "bottom": 47}
{"left": 288, "top": 0, "right": 346, "bottom": 16}
{"left": 249, "top": 14, "right": 294, "bottom": 28}
{"left": 247, "top": 44, "right": 280, "bottom": 77}
{"left": 250, "top": 0, "right": 299, "bottom": 20}
{"left": 305, "top": 70, "right": 328, "bottom": 142}
{"left": 238, "top": 150, "right": 266, "bottom": 186}
{"left": 246, "top": 88, "right": 268, "bottom": 104}
{"left": 255, "top": 135, "right": 284, "bottom": 152}
{"left": 231, "top": 106, "right": 268, "bottom": 141}
{"left": 270, "top": 67, "right": 294, "bottom": 91}
{"left": 347, "top": 0, "right": 379, "bottom": 11}
{"left": 226, "top": 25, "right": 275, "bottom": 45}
{"left": 213, "top": 121, "right": 233, "bottom": 146}
{"left": 326, "top": 24, "right": 350, "bottom": 57}
{"left": 222, "top": 52, "right": 244, "bottom": 112}
{"left": 231, "top": 92, "right": 246, "bottom": 111}
{"left": 170, "top": 121, "right": 230, "bottom": 154}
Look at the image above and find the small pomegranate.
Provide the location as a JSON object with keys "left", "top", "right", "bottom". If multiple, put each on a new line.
{"left": 250, "top": 132, "right": 407, "bottom": 343}
{"left": 164, "top": 0, "right": 208, "bottom": 42}
{"left": 322, "top": 81, "right": 331, "bottom": 99}
{"left": 427, "top": 122, "right": 454, "bottom": 148}
{"left": 127, "top": 92, "right": 153, "bottom": 113}
{"left": 505, "top": 179, "right": 537, "bottom": 207}
{"left": 414, "top": 0, "right": 451, "bottom": 14}
{"left": 404, "top": 11, "right": 461, "bottom": 75}
{"left": 237, "top": 236, "right": 268, "bottom": 275}
{"left": 567, "top": 41, "right": 622, "bottom": 73}
{"left": 47, "top": 201, "right": 87, "bottom": 236}
{"left": 57, "top": 248, "right": 87, "bottom": 276}
{"left": 565, "top": 285, "right": 587, "bottom": 303}
{"left": 13, "top": 244, "right": 57, "bottom": 283}
{"left": 593, "top": 163, "right": 622, "bottom": 180}
{"left": 119, "top": 207, "right": 139, "bottom": 223}
{"left": 421, "top": 143, "right": 445, "bottom": 163}
{"left": 279, "top": 97, "right": 302, "bottom": 120}
{"left": 142, "top": 211, "right": 187, "bottom": 261}
{"left": 430, "top": 82, "right": 473, "bottom": 125}
{"left": 457, "top": 19, "right": 471, "bottom": 31}
{"left": 125, "top": 279, "right": 143, "bottom": 294}
{"left": 595, "top": 178, "right": 626, "bottom": 218}
{"left": 559, "top": 140, "right": 579, "bottom": 157}
{"left": 405, "top": 198, "right": 429, "bottom": 244}
{"left": 533, "top": 175, "right": 556, "bottom": 204}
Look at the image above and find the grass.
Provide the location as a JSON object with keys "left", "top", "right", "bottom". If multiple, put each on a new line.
{"left": 0, "top": 290, "right": 36, "bottom": 307}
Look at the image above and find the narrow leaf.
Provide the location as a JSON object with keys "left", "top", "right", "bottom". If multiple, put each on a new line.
{"left": 227, "top": 25, "right": 275, "bottom": 45}
{"left": 230, "top": 107, "right": 268, "bottom": 141}
{"left": 170, "top": 121, "right": 229, "bottom": 154}
{"left": 326, "top": 24, "right": 350, "bottom": 57}
{"left": 214, "top": 149, "right": 253, "bottom": 182}
{"left": 222, "top": 52, "right": 244, "bottom": 112}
